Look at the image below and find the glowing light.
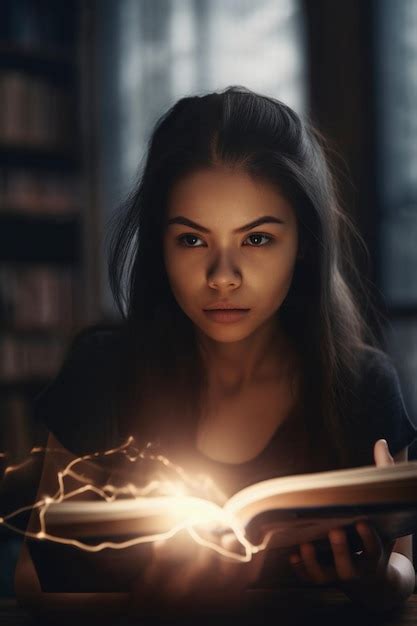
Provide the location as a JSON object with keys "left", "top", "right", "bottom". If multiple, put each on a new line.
{"left": 0, "top": 436, "right": 266, "bottom": 562}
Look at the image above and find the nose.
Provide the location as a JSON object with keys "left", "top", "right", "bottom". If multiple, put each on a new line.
{"left": 207, "top": 251, "right": 242, "bottom": 290}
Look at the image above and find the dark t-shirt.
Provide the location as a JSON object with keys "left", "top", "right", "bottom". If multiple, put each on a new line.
{"left": 34, "top": 325, "right": 417, "bottom": 465}
{"left": 31, "top": 325, "right": 417, "bottom": 590}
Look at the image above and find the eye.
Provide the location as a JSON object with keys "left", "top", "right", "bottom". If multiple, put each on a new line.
{"left": 176, "top": 234, "right": 205, "bottom": 247}
{"left": 243, "top": 233, "right": 273, "bottom": 247}
{"left": 177, "top": 233, "right": 273, "bottom": 248}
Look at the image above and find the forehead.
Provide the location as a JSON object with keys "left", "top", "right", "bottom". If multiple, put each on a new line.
{"left": 167, "top": 166, "right": 295, "bottom": 221}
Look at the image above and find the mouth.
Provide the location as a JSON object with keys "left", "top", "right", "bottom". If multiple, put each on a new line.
{"left": 202, "top": 309, "right": 250, "bottom": 323}
{"left": 203, "top": 307, "right": 250, "bottom": 311}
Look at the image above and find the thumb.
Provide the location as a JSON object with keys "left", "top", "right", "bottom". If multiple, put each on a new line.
{"left": 220, "top": 532, "right": 242, "bottom": 556}
{"left": 374, "top": 439, "right": 394, "bottom": 467}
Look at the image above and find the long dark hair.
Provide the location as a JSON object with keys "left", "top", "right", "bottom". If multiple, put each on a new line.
{"left": 107, "top": 85, "right": 384, "bottom": 471}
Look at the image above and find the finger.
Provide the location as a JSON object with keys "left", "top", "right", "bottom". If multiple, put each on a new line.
{"left": 218, "top": 534, "right": 243, "bottom": 577}
{"left": 219, "top": 532, "right": 244, "bottom": 567}
{"left": 289, "top": 552, "right": 312, "bottom": 583}
{"left": 220, "top": 532, "right": 240, "bottom": 552}
{"left": 374, "top": 439, "right": 394, "bottom": 467}
{"left": 354, "top": 521, "right": 383, "bottom": 562}
{"left": 299, "top": 542, "right": 334, "bottom": 584}
{"left": 328, "top": 527, "right": 359, "bottom": 582}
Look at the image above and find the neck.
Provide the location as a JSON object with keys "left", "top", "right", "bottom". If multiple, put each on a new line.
{"left": 196, "top": 317, "right": 294, "bottom": 393}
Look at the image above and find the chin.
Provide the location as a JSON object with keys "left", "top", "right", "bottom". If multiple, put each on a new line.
{"left": 195, "top": 322, "right": 257, "bottom": 343}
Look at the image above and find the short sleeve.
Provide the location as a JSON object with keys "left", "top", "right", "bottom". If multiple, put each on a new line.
{"left": 359, "top": 349, "right": 417, "bottom": 459}
{"left": 33, "top": 327, "right": 124, "bottom": 456}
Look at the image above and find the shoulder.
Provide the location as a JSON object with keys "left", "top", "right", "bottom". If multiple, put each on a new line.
{"left": 36, "top": 324, "right": 126, "bottom": 402}
{"left": 359, "top": 346, "right": 401, "bottom": 385}
{"left": 355, "top": 346, "right": 417, "bottom": 459}
{"left": 33, "top": 323, "right": 128, "bottom": 456}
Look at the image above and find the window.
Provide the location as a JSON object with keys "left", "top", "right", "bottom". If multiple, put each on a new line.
{"left": 375, "top": 0, "right": 417, "bottom": 434}
{"left": 94, "top": 0, "right": 307, "bottom": 317}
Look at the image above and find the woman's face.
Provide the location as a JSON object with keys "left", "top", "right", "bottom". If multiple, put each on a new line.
{"left": 162, "top": 166, "right": 300, "bottom": 343}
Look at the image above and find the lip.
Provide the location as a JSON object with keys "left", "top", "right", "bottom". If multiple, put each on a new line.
{"left": 203, "top": 309, "right": 250, "bottom": 323}
{"left": 204, "top": 302, "right": 249, "bottom": 310}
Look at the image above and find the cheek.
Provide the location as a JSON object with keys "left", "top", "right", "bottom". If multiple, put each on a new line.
{"left": 164, "top": 245, "right": 181, "bottom": 281}
{"left": 255, "top": 247, "right": 297, "bottom": 304}
{"left": 261, "top": 272, "right": 293, "bottom": 308}
{"left": 164, "top": 250, "right": 200, "bottom": 300}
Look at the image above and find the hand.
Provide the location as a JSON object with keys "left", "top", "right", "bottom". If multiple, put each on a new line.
{"left": 129, "top": 528, "right": 267, "bottom": 617}
{"left": 289, "top": 439, "right": 396, "bottom": 590}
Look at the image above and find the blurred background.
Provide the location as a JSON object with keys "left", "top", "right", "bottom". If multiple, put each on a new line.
{"left": 0, "top": 0, "right": 417, "bottom": 596}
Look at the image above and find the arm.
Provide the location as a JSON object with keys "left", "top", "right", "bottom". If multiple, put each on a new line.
{"left": 289, "top": 442, "right": 416, "bottom": 613}
{"left": 340, "top": 446, "right": 416, "bottom": 613}
{"left": 341, "top": 552, "right": 415, "bottom": 614}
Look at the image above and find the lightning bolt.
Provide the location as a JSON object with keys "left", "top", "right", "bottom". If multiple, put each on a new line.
{"left": 0, "top": 437, "right": 268, "bottom": 562}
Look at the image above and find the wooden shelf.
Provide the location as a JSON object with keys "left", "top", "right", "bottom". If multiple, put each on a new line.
{"left": 0, "top": 4, "right": 91, "bottom": 409}
{"left": 0, "top": 210, "right": 80, "bottom": 222}
{"left": 0, "top": 326, "right": 73, "bottom": 337}
{"left": 0, "top": 214, "right": 81, "bottom": 264}
{"left": 0, "top": 142, "right": 80, "bottom": 170}
{"left": 0, "top": 41, "right": 76, "bottom": 79}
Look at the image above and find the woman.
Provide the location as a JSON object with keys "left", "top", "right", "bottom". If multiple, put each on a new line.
{"left": 15, "top": 86, "right": 417, "bottom": 617}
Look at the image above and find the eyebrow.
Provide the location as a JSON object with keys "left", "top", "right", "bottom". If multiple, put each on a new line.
{"left": 166, "top": 215, "right": 285, "bottom": 234}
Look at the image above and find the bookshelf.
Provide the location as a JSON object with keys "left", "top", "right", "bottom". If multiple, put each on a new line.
{"left": 0, "top": 1, "right": 95, "bottom": 559}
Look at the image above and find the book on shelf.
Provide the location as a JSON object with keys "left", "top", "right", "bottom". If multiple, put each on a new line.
{"left": 0, "top": 265, "right": 74, "bottom": 330}
{"left": 27, "top": 459, "right": 417, "bottom": 592}
{"left": 0, "top": 243, "right": 76, "bottom": 385}
{"left": 1, "top": 3, "right": 75, "bottom": 51}
{"left": 0, "top": 168, "right": 78, "bottom": 215}
{"left": 0, "top": 70, "right": 73, "bottom": 147}
{"left": 0, "top": 333, "right": 67, "bottom": 381}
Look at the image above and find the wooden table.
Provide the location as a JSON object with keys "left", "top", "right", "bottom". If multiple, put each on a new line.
{"left": 2, "top": 589, "right": 417, "bottom": 625}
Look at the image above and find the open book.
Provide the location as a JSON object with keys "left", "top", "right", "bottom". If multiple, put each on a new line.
{"left": 27, "top": 460, "right": 417, "bottom": 593}
{"left": 43, "top": 460, "right": 417, "bottom": 553}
